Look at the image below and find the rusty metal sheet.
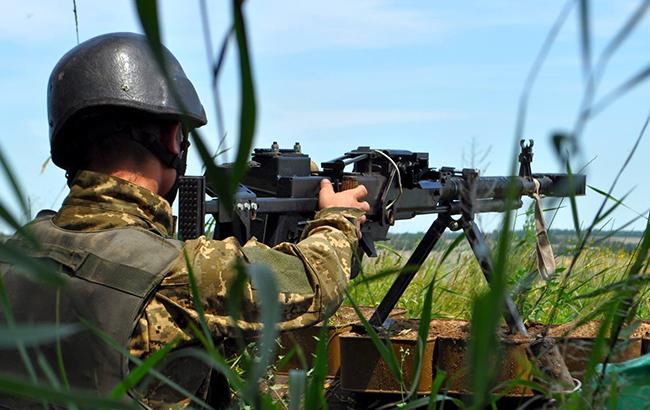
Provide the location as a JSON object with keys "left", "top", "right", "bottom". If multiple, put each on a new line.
{"left": 338, "top": 319, "right": 646, "bottom": 396}
{"left": 276, "top": 306, "right": 406, "bottom": 376}
{"left": 339, "top": 320, "right": 435, "bottom": 394}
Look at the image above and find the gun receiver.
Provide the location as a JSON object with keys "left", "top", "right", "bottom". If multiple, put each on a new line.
{"left": 178, "top": 140, "right": 586, "bottom": 332}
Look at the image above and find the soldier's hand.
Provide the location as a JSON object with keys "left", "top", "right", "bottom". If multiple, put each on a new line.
{"left": 318, "top": 179, "right": 370, "bottom": 224}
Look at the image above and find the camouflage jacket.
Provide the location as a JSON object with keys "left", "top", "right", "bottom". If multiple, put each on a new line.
{"left": 53, "top": 171, "right": 362, "bottom": 407}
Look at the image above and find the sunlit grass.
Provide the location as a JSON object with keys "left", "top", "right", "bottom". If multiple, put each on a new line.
{"left": 349, "top": 236, "right": 647, "bottom": 324}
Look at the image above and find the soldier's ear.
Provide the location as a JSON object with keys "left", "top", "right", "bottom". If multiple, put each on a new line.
{"left": 160, "top": 121, "right": 182, "bottom": 155}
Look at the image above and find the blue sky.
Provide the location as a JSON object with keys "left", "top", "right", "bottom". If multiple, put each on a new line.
{"left": 1, "top": 1, "right": 650, "bottom": 233}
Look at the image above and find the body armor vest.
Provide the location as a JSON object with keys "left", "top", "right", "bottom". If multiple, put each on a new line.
{"left": 0, "top": 218, "right": 182, "bottom": 408}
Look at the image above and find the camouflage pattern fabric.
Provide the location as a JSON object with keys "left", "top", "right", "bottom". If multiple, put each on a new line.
{"left": 54, "top": 170, "right": 362, "bottom": 407}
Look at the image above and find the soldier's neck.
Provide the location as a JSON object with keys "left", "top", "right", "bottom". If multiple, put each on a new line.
{"left": 89, "top": 156, "right": 172, "bottom": 197}
{"left": 110, "top": 170, "right": 161, "bottom": 195}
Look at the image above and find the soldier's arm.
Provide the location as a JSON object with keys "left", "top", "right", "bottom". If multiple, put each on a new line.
{"left": 141, "top": 180, "right": 369, "bottom": 340}
{"left": 145, "top": 206, "right": 361, "bottom": 340}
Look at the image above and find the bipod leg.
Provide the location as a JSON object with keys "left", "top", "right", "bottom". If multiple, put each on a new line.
{"left": 462, "top": 221, "right": 528, "bottom": 336}
{"left": 368, "top": 214, "right": 452, "bottom": 328}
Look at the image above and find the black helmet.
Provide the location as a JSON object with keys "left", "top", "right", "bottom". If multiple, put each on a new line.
{"left": 48, "top": 32, "right": 207, "bottom": 171}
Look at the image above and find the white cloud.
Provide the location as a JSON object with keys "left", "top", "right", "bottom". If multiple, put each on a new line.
{"left": 268, "top": 108, "right": 460, "bottom": 133}
{"left": 248, "top": 0, "right": 449, "bottom": 54}
{"left": 0, "top": 0, "right": 138, "bottom": 44}
{"left": 244, "top": 0, "right": 582, "bottom": 55}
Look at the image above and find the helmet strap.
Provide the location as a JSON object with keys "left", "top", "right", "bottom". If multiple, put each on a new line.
{"left": 136, "top": 129, "right": 189, "bottom": 205}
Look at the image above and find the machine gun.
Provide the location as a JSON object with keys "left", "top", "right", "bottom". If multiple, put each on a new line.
{"left": 178, "top": 140, "right": 585, "bottom": 336}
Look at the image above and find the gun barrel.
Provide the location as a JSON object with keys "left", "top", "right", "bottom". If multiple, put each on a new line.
{"left": 439, "top": 173, "right": 586, "bottom": 201}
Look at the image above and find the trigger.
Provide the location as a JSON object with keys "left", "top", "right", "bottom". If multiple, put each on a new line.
{"left": 360, "top": 233, "right": 377, "bottom": 257}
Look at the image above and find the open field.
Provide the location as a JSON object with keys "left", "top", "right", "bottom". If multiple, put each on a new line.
{"left": 349, "top": 231, "right": 649, "bottom": 324}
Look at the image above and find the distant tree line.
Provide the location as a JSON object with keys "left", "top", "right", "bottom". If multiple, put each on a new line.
{"left": 386, "top": 229, "right": 644, "bottom": 253}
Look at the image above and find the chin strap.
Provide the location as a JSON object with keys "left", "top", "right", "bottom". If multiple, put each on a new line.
{"left": 161, "top": 132, "right": 190, "bottom": 205}
{"left": 136, "top": 132, "right": 188, "bottom": 176}
{"left": 125, "top": 124, "right": 190, "bottom": 205}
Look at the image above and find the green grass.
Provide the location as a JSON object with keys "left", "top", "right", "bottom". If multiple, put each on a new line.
{"left": 349, "top": 236, "right": 648, "bottom": 324}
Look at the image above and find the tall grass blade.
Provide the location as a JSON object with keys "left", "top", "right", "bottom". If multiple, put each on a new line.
{"left": 190, "top": 129, "right": 234, "bottom": 212}
{"left": 565, "top": 161, "right": 581, "bottom": 237}
{"left": 36, "top": 353, "right": 60, "bottom": 389}
{"left": 592, "top": 192, "right": 637, "bottom": 227}
{"left": 225, "top": 268, "right": 247, "bottom": 325}
{"left": 0, "top": 277, "right": 38, "bottom": 385}
{"left": 183, "top": 248, "right": 215, "bottom": 349}
{"left": 305, "top": 319, "right": 329, "bottom": 409}
{"left": 0, "top": 243, "right": 62, "bottom": 286}
{"left": 599, "top": 0, "right": 650, "bottom": 66}
{"left": 211, "top": 26, "right": 233, "bottom": 150}
{"left": 406, "top": 279, "right": 434, "bottom": 399}
{"left": 592, "top": 212, "right": 650, "bottom": 247}
{"left": 82, "top": 318, "right": 216, "bottom": 409}
{"left": 515, "top": 0, "right": 573, "bottom": 141}
{"left": 468, "top": 291, "right": 502, "bottom": 409}
{"left": 580, "top": 311, "right": 613, "bottom": 402}
{"left": 230, "top": 0, "right": 257, "bottom": 194}
{"left": 578, "top": 0, "right": 650, "bottom": 130}
{"left": 598, "top": 216, "right": 650, "bottom": 390}
{"left": 288, "top": 369, "right": 306, "bottom": 410}
{"left": 350, "top": 265, "right": 400, "bottom": 287}
{"left": 589, "top": 185, "right": 648, "bottom": 221}
{"left": 468, "top": 176, "right": 521, "bottom": 408}
{"left": 172, "top": 334, "right": 243, "bottom": 392}
{"left": 346, "top": 292, "right": 403, "bottom": 385}
{"left": 54, "top": 289, "right": 70, "bottom": 390}
{"left": 576, "top": 273, "right": 650, "bottom": 299}
{"left": 72, "top": 0, "right": 80, "bottom": 44}
{"left": 135, "top": 0, "right": 239, "bottom": 212}
{"left": 577, "top": 0, "right": 592, "bottom": 84}
{"left": 0, "top": 373, "right": 139, "bottom": 409}
{"left": 0, "top": 148, "right": 29, "bottom": 221}
{"left": 546, "top": 113, "right": 648, "bottom": 325}
{"left": 0, "top": 204, "right": 36, "bottom": 246}
{"left": 428, "top": 370, "right": 456, "bottom": 410}
{"left": 240, "top": 264, "right": 280, "bottom": 401}
{"left": 592, "top": 64, "right": 650, "bottom": 117}
{"left": 400, "top": 396, "right": 463, "bottom": 410}
{"left": 433, "top": 232, "right": 465, "bottom": 274}
{"left": 198, "top": 0, "right": 232, "bottom": 154}
{"left": 110, "top": 337, "right": 180, "bottom": 399}
{"left": 0, "top": 324, "right": 80, "bottom": 348}
{"left": 134, "top": 0, "right": 162, "bottom": 61}
{"left": 36, "top": 353, "right": 79, "bottom": 410}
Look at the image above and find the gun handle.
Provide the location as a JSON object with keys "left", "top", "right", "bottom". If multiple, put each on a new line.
{"left": 359, "top": 233, "right": 377, "bottom": 257}
{"left": 340, "top": 176, "right": 359, "bottom": 191}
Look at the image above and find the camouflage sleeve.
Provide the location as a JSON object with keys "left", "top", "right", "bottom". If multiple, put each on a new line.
{"left": 144, "top": 207, "right": 363, "bottom": 342}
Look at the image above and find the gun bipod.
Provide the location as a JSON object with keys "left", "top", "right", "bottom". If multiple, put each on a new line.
{"left": 368, "top": 214, "right": 451, "bottom": 328}
{"left": 367, "top": 212, "right": 528, "bottom": 337}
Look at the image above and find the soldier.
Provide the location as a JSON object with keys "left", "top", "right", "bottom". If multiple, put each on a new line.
{"left": 0, "top": 32, "right": 369, "bottom": 408}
